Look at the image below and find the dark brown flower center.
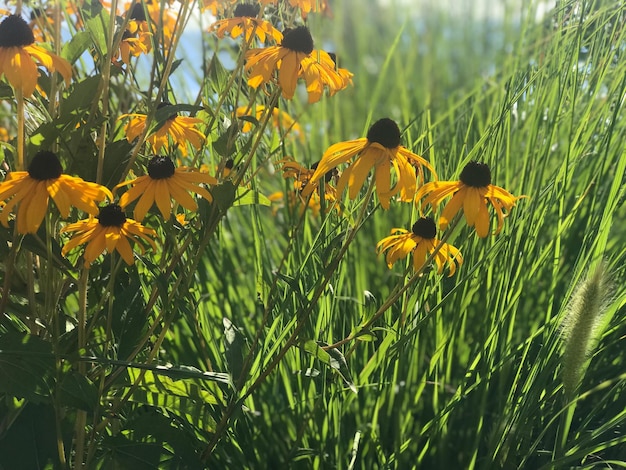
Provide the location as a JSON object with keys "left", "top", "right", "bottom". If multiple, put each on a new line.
{"left": 366, "top": 118, "right": 401, "bottom": 149}
{"left": 411, "top": 217, "right": 437, "bottom": 239}
{"left": 0, "top": 15, "right": 35, "bottom": 48}
{"left": 147, "top": 156, "right": 175, "bottom": 179}
{"left": 28, "top": 151, "right": 63, "bottom": 180}
{"left": 98, "top": 204, "right": 127, "bottom": 227}
{"left": 281, "top": 26, "right": 314, "bottom": 54}
{"left": 128, "top": 4, "right": 147, "bottom": 21}
{"left": 459, "top": 161, "right": 491, "bottom": 187}
{"left": 233, "top": 3, "right": 260, "bottom": 17}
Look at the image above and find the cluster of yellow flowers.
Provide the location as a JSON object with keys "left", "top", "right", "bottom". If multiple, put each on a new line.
{"left": 0, "top": 0, "right": 351, "bottom": 269}
{"left": 0, "top": 0, "right": 524, "bottom": 276}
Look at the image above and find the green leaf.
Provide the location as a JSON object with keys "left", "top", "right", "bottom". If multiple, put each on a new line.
{"left": 64, "top": 76, "right": 102, "bottom": 113}
{"left": 212, "top": 123, "right": 239, "bottom": 157}
{"left": 61, "top": 31, "right": 92, "bottom": 64}
{"left": 211, "top": 180, "right": 237, "bottom": 212}
{"left": 0, "top": 83, "right": 14, "bottom": 100}
{"left": 114, "top": 368, "right": 223, "bottom": 434}
{"left": 223, "top": 317, "right": 246, "bottom": 384}
{"left": 0, "top": 333, "right": 54, "bottom": 403}
{"left": 85, "top": 7, "right": 110, "bottom": 57}
{"left": 125, "top": 368, "right": 221, "bottom": 405}
{"left": 21, "top": 233, "right": 74, "bottom": 273}
{"left": 301, "top": 340, "right": 357, "bottom": 394}
{"left": 59, "top": 371, "right": 98, "bottom": 412}
{"left": 233, "top": 187, "right": 271, "bottom": 207}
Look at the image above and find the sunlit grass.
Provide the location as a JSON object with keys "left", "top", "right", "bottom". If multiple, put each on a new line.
{"left": 0, "top": 0, "right": 624, "bottom": 468}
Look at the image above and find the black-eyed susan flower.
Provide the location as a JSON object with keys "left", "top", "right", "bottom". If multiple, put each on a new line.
{"left": 201, "top": 0, "right": 237, "bottom": 15}
{"left": 301, "top": 50, "right": 349, "bottom": 103}
{"left": 415, "top": 161, "right": 526, "bottom": 238}
{"left": 115, "top": 156, "right": 217, "bottom": 221}
{"left": 115, "top": 28, "right": 152, "bottom": 65}
{"left": 60, "top": 203, "right": 157, "bottom": 267}
{"left": 302, "top": 118, "right": 436, "bottom": 209}
{"left": 209, "top": 3, "right": 282, "bottom": 43}
{"left": 376, "top": 217, "right": 463, "bottom": 276}
{"left": 327, "top": 52, "right": 353, "bottom": 92}
{"left": 245, "top": 26, "right": 348, "bottom": 102}
{"left": 278, "top": 158, "right": 339, "bottom": 216}
{"left": 118, "top": 108, "right": 206, "bottom": 156}
{"left": 113, "top": 1, "right": 176, "bottom": 49}
{"left": 28, "top": 7, "right": 55, "bottom": 43}
{"left": 0, "top": 150, "right": 113, "bottom": 234}
{"left": 0, "top": 14, "right": 71, "bottom": 97}
{"left": 287, "top": 0, "right": 332, "bottom": 18}
{"left": 236, "top": 105, "right": 303, "bottom": 139}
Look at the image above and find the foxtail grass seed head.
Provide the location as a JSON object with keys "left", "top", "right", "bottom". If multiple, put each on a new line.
{"left": 560, "top": 261, "right": 613, "bottom": 398}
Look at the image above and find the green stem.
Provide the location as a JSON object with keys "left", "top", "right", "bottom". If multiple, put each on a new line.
{"left": 73, "top": 267, "right": 89, "bottom": 468}
{"left": 16, "top": 89, "right": 24, "bottom": 171}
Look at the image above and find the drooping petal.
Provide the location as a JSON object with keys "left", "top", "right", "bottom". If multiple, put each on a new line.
{"left": 118, "top": 177, "right": 150, "bottom": 207}
{"left": 47, "top": 179, "right": 71, "bottom": 218}
{"left": 463, "top": 187, "right": 484, "bottom": 227}
{"left": 114, "top": 233, "right": 135, "bottom": 264}
{"left": 18, "top": 181, "right": 49, "bottom": 233}
{"left": 346, "top": 151, "right": 376, "bottom": 199}
{"left": 133, "top": 181, "right": 157, "bottom": 221}
{"left": 277, "top": 50, "right": 301, "bottom": 99}
{"left": 154, "top": 179, "right": 172, "bottom": 218}
{"left": 439, "top": 187, "right": 466, "bottom": 230}
{"left": 474, "top": 199, "right": 491, "bottom": 238}
{"left": 84, "top": 226, "right": 108, "bottom": 264}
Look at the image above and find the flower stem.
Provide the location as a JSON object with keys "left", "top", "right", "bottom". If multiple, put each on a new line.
{"left": 16, "top": 89, "right": 24, "bottom": 171}
{"left": 73, "top": 267, "right": 89, "bottom": 468}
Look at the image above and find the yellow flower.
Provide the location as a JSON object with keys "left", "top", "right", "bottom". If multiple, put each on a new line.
{"left": 245, "top": 26, "right": 349, "bottom": 102}
{"left": 115, "top": 156, "right": 217, "bottom": 221}
{"left": 109, "top": 2, "right": 176, "bottom": 49}
{"left": 277, "top": 158, "right": 339, "bottom": 216}
{"left": 236, "top": 105, "right": 303, "bottom": 139}
{"left": 115, "top": 28, "right": 152, "bottom": 65}
{"left": 301, "top": 50, "right": 349, "bottom": 103}
{"left": 201, "top": 0, "right": 237, "bottom": 15}
{"left": 288, "top": 0, "right": 332, "bottom": 18}
{"left": 268, "top": 189, "right": 325, "bottom": 218}
{"left": 0, "top": 14, "right": 71, "bottom": 97}
{"left": 415, "top": 161, "right": 526, "bottom": 238}
{"left": 60, "top": 203, "right": 158, "bottom": 268}
{"left": 0, "top": 126, "right": 9, "bottom": 142}
{"left": 119, "top": 108, "right": 206, "bottom": 156}
{"left": 302, "top": 118, "right": 436, "bottom": 209}
{"left": 209, "top": 4, "right": 282, "bottom": 43}
{"left": 376, "top": 217, "right": 463, "bottom": 276}
{"left": 327, "top": 52, "right": 353, "bottom": 92}
{"left": 28, "top": 7, "right": 55, "bottom": 43}
{"left": 0, "top": 151, "right": 113, "bottom": 234}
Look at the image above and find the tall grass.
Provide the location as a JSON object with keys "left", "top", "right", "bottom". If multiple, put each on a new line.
{"left": 0, "top": 0, "right": 625, "bottom": 468}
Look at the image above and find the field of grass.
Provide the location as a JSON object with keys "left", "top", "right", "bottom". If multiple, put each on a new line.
{"left": 0, "top": 0, "right": 625, "bottom": 468}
